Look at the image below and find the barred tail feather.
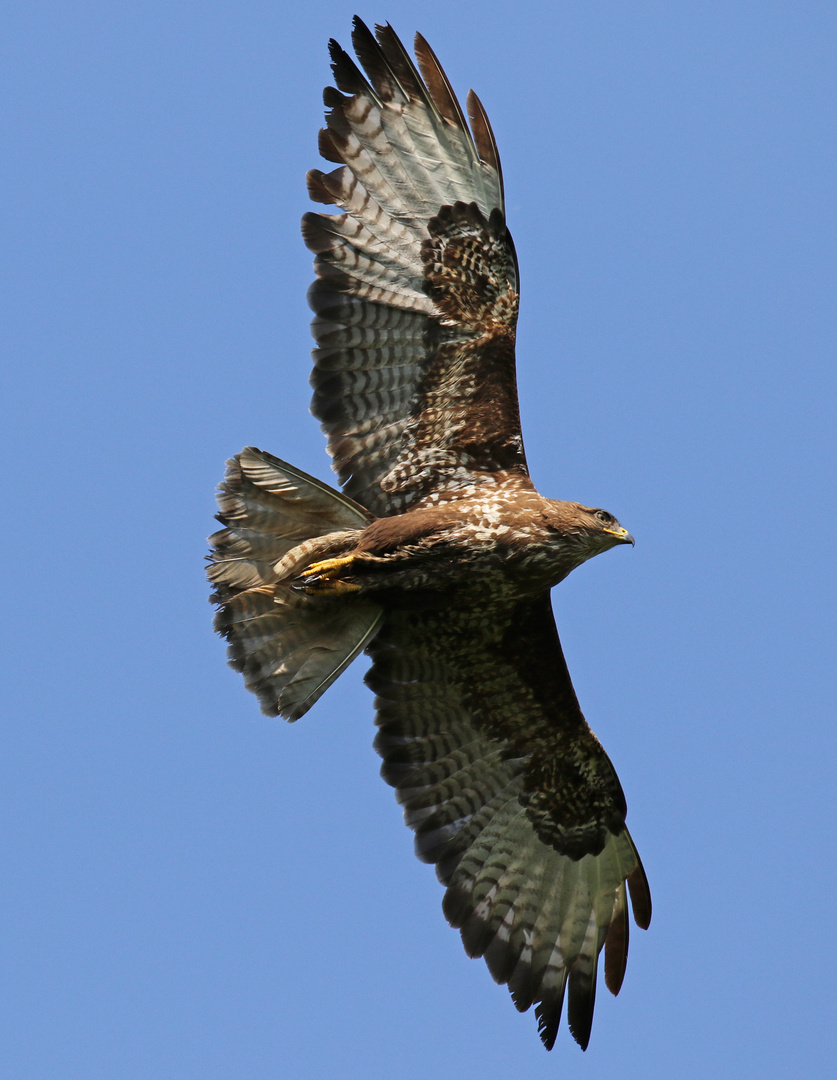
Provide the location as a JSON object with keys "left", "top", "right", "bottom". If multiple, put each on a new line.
{"left": 208, "top": 447, "right": 382, "bottom": 720}
{"left": 215, "top": 584, "right": 382, "bottom": 721}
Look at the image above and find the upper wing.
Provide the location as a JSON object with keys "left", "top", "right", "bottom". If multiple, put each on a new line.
{"left": 304, "top": 18, "right": 530, "bottom": 516}
{"left": 366, "top": 593, "right": 651, "bottom": 1051}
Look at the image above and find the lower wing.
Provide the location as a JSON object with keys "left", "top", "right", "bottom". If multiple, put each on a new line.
{"left": 366, "top": 593, "right": 650, "bottom": 1050}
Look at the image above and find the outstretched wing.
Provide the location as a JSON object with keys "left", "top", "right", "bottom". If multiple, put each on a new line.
{"left": 304, "top": 18, "right": 530, "bottom": 516}
{"left": 367, "top": 594, "right": 651, "bottom": 1051}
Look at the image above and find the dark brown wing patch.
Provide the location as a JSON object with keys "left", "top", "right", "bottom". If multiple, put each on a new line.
{"left": 378, "top": 202, "right": 524, "bottom": 504}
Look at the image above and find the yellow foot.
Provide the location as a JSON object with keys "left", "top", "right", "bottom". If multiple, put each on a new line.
{"left": 297, "top": 554, "right": 361, "bottom": 595}
{"left": 301, "top": 555, "right": 357, "bottom": 580}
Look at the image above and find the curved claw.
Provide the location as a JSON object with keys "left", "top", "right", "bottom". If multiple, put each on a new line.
{"left": 296, "top": 554, "right": 362, "bottom": 595}
{"left": 301, "top": 554, "right": 357, "bottom": 579}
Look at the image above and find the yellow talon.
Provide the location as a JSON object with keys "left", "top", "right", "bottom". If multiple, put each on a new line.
{"left": 297, "top": 554, "right": 362, "bottom": 594}
{"left": 302, "top": 555, "right": 357, "bottom": 579}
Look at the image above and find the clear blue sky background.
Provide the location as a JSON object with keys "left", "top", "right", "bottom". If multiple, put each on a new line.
{"left": 3, "top": 3, "right": 836, "bottom": 1077}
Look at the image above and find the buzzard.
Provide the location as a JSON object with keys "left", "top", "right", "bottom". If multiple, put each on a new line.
{"left": 208, "top": 18, "right": 650, "bottom": 1052}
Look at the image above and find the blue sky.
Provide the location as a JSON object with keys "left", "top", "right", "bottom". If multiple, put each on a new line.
{"left": 3, "top": 2, "right": 836, "bottom": 1077}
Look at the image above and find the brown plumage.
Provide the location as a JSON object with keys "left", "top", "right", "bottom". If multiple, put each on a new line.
{"left": 208, "top": 18, "right": 650, "bottom": 1053}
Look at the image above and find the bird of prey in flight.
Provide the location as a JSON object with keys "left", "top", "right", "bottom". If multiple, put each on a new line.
{"left": 208, "top": 17, "right": 651, "bottom": 1052}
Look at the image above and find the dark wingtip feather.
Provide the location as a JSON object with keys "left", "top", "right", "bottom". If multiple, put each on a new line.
{"left": 535, "top": 998, "right": 563, "bottom": 1052}
{"left": 467, "top": 89, "right": 504, "bottom": 203}
{"left": 306, "top": 168, "right": 332, "bottom": 205}
{"left": 566, "top": 968, "right": 596, "bottom": 1051}
{"left": 482, "top": 933, "right": 524, "bottom": 985}
{"left": 413, "top": 31, "right": 477, "bottom": 161}
{"left": 350, "top": 17, "right": 379, "bottom": 74}
{"left": 440, "top": 882, "right": 472, "bottom": 929}
{"left": 374, "top": 22, "right": 431, "bottom": 107}
{"left": 604, "top": 887, "right": 630, "bottom": 996}
{"left": 628, "top": 858, "right": 653, "bottom": 930}
{"left": 302, "top": 212, "right": 348, "bottom": 257}
{"left": 328, "top": 35, "right": 377, "bottom": 101}
{"left": 350, "top": 16, "right": 401, "bottom": 103}
{"left": 317, "top": 126, "right": 343, "bottom": 165}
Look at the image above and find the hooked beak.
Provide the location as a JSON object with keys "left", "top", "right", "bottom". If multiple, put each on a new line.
{"left": 603, "top": 527, "right": 635, "bottom": 547}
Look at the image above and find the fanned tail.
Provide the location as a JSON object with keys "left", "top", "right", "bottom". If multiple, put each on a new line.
{"left": 208, "top": 447, "right": 382, "bottom": 719}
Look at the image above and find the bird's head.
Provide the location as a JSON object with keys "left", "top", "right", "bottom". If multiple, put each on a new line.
{"left": 580, "top": 505, "right": 635, "bottom": 551}
{"left": 543, "top": 501, "right": 634, "bottom": 572}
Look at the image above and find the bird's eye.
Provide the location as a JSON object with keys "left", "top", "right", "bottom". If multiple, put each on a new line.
{"left": 595, "top": 510, "right": 614, "bottom": 526}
